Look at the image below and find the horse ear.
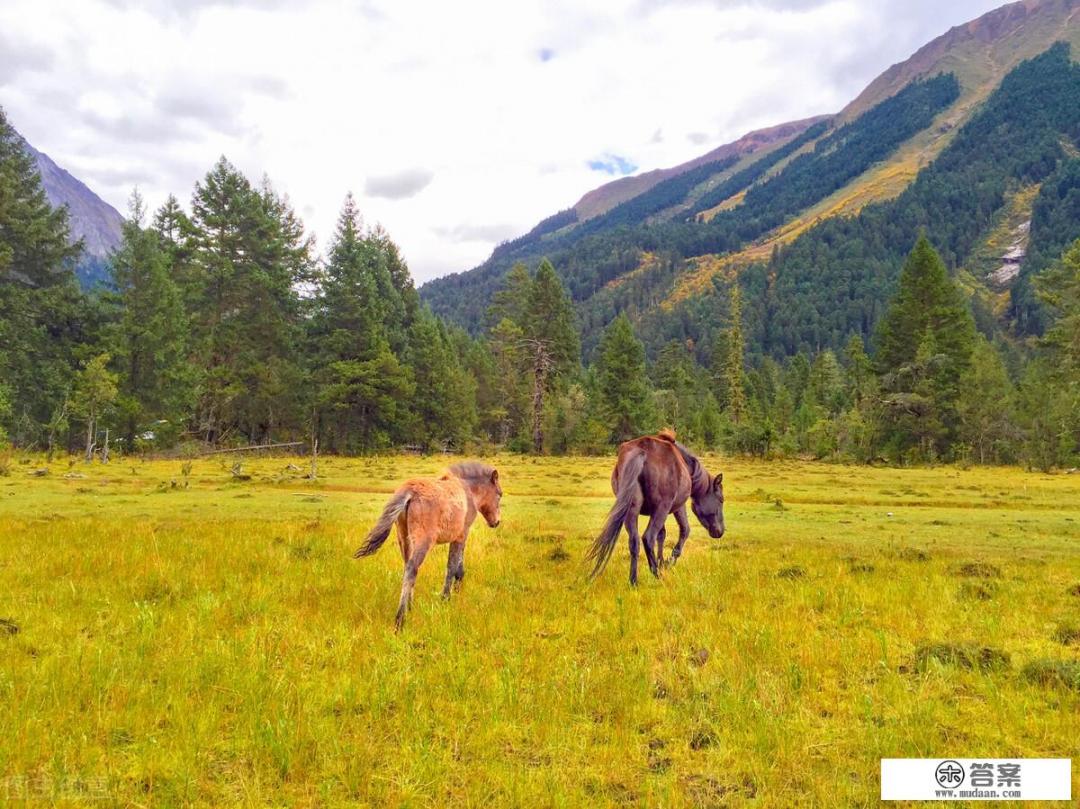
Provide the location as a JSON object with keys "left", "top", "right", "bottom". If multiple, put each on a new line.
{"left": 490, "top": 469, "right": 499, "bottom": 484}
{"left": 714, "top": 472, "right": 723, "bottom": 488}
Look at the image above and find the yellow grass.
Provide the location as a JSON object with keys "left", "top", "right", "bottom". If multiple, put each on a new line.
{"left": 1, "top": 454, "right": 1078, "bottom": 806}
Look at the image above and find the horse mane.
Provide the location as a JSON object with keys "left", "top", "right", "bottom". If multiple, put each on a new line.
{"left": 672, "top": 440, "right": 711, "bottom": 498}
{"left": 446, "top": 461, "right": 495, "bottom": 484}
{"left": 656, "top": 428, "right": 677, "bottom": 443}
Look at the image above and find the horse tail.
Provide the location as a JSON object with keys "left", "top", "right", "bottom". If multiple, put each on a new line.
{"left": 353, "top": 489, "right": 412, "bottom": 558}
{"left": 587, "top": 450, "right": 646, "bottom": 579}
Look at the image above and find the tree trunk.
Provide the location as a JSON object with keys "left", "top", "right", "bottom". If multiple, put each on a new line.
{"left": 84, "top": 414, "right": 95, "bottom": 463}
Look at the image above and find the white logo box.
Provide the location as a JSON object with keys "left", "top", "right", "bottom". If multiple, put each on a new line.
{"left": 881, "top": 759, "right": 1071, "bottom": 801}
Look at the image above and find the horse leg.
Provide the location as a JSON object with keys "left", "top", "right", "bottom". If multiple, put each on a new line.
{"left": 624, "top": 509, "right": 641, "bottom": 587}
{"left": 395, "top": 538, "right": 431, "bottom": 631}
{"left": 641, "top": 511, "right": 668, "bottom": 579}
{"left": 396, "top": 516, "right": 410, "bottom": 563}
{"left": 442, "top": 541, "right": 464, "bottom": 600}
{"left": 656, "top": 526, "right": 667, "bottom": 568}
{"left": 671, "top": 505, "right": 691, "bottom": 565}
{"left": 454, "top": 539, "right": 466, "bottom": 589}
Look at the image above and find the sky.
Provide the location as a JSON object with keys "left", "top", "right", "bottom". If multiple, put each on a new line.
{"left": 0, "top": 0, "right": 1006, "bottom": 284}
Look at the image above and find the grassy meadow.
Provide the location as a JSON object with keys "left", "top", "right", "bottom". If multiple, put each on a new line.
{"left": 0, "top": 452, "right": 1078, "bottom": 806}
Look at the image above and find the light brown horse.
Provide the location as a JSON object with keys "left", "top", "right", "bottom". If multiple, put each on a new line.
{"left": 588, "top": 429, "right": 724, "bottom": 585}
{"left": 353, "top": 461, "right": 502, "bottom": 629}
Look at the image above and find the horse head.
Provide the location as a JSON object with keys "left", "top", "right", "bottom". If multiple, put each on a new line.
{"left": 691, "top": 472, "right": 725, "bottom": 539}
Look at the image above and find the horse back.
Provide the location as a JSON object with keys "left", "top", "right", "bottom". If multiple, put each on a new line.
{"left": 402, "top": 476, "right": 471, "bottom": 543}
{"left": 613, "top": 434, "right": 692, "bottom": 513}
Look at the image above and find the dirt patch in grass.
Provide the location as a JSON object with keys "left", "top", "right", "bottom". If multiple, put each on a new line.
{"left": 897, "top": 548, "right": 930, "bottom": 562}
{"left": 0, "top": 618, "right": 19, "bottom": 636}
{"left": 1022, "top": 660, "right": 1080, "bottom": 690}
{"left": 1067, "top": 583, "right": 1080, "bottom": 597}
{"left": 682, "top": 774, "right": 757, "bottom": 803}
{"left": 849, "top": 561, "right": 876, "bottom": 574}
{"left": 953, "top": 562, "right": 1001, "bottom": 578}
{"left": 689, "top": 726, "right": 718, "bottom": 750}
{"left": 777, "top": 566, "right": 806, "bottom": 580}
{"left": 913, "top": 642, "right": 1011, "bottom": 672}
{"left": 547, "top": 545, "right": 571, "bottom": 562}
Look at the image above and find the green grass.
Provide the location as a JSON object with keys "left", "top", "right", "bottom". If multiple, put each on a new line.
{"left": 1, "top": 454, "right": 1078, "bottom": 806}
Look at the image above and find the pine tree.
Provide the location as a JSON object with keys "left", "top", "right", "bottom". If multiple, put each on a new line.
{"left": 594, "top": 313, "right": 654, "bottom": 442}
{"left": 109, "top": 190, "right": 193, "bottom": 447}
{"left": 875, "top": 234, "right": 976, "bottom": 457}
{"left": 0, "top": 106, "right": 89, "bottom": 446}
{"left": 722, "top": 285, "right": 747, "bottom": 423}
{"left": 0, "top": 107, "right": 80, "bottom": 286}
{"left": 843, "top": 334, "right": 874, "bottom": 404}
{"left": 1036, "top": 237, "right": 1080, "bottom": 378}
{"left": 486, "top": 258, "right": 580, "bottom": 452}
{"left": 311, "top": 195, "right": 412, "bottom": 452}
{"left": 808, "top": 349, "right": 844, "bottom": 414}
{"left": 406, "top": 312, "right": 476, "bottom": 451}
{"left": 187, "top": 158, "right": 312, "bottom": 443}
{"left": 526, "top": 259, "right": 580, "bottom": 378}
{"left": 957, "top": 337, "right": 1017, "bottom": 464}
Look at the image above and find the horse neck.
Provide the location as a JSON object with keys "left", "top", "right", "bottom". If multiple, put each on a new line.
{"left": 676, "top": 443, "right": 711, "bottom": 500}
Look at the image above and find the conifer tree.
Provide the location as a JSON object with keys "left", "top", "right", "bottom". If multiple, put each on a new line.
{"left": 0, "top": 106, "right": 88, "bottom": 444}
{"left": 187, "top": 158, "right": 312, "bottom": 442}
{"left": 594, "top": 313, "right": 654, "bottom": 442}
{"left": 875, "top": 234, "right": 976, "bottom": 457}
{"left": 311, "top": 195, "right": 412, "bottom": 451}
{"left": 109, "top": 190, "right": 193, "bottom": 447}
{"left": 721, "top": 285, "right": 747, "bottom": 423}
{"left": 1037, "top": 237, "right": 1080, "bottom": 378}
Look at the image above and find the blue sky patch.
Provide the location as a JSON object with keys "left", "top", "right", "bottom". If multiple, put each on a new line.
{"left": 587, "top": 154, "right": 638, "bottom": 176}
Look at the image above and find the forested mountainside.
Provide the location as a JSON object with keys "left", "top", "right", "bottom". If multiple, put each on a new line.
{"left": 420, "top": 0, "right": 1080, "bottom": 362}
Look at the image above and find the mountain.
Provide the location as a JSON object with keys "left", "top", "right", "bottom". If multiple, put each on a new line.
{"left": 573, "top": 115, "right": 831, "bottom": 221}
{"left": 420, "top": 0, "right": 1080, "bottom": 361}
{"left": 18, "top": 134, "right": 123, "bottom": 287}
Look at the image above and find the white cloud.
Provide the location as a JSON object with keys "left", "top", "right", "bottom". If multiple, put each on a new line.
{"left": 0, "top": 0, "right": 1004, "bottom": 282}
{"left": 365, "top": 168, "right": 435, "bottom": 200}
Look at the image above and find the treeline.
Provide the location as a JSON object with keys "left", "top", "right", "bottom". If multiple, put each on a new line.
{"left": 0, "top": 105, "right": 480, "bottom": 456}
{"left": 1, "top": 100, "right": 1077, "bottom": 466}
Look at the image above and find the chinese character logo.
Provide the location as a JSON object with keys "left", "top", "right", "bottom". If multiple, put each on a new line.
{"left": 970, "top": 762, "right": 995, "bottom": 788}
{"left": 935, "top": 761, "right": 965, "bottom": 788}
{"left": 996, "top": 762, "right": 1021, "bottom": 787}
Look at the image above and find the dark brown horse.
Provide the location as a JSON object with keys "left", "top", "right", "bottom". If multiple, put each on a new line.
{"left": 588, "top": 429, "right": 724, "bottom": 584}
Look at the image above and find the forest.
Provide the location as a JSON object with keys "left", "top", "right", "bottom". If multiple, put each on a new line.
{"left": 0, "top": 49, "right": 1078, "bottom": 468}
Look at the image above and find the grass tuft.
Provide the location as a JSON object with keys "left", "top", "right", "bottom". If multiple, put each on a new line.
{"left": 959, "top": 581, "right": 998, "bottom": 601}
{"left": 1052, "top": 622, "right": 1080, "bottom": 646}
{"left": 1022, "top": 660, "right": 1080, "bottom": 690}
{"left": 953, "top": 562, "right": 1001, "bottom": 578}
{"left": 777, "top": 565, "right": 806, "bottom": 579}
{"left": 913, "top": 643, "right": 1011, "bottom": 672}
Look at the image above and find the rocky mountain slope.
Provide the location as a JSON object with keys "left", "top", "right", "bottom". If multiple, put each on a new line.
{"left": 18, "top": 134, "right": 123, "bottom": 286}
